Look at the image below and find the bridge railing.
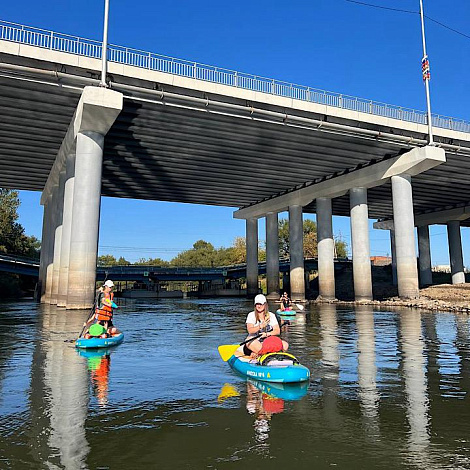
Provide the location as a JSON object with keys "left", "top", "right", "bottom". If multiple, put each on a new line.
{"left": 1, "top": 19, "right": 469, "bottom": 134}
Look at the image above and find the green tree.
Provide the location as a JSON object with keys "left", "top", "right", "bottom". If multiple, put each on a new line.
{"left": 277, "top": 217, "right": 348, "bottom": 259}
{"left": 97, "top": 254, "right": 118, "bottom": 266}
{"left": 134, "top": 257, "right": 169, "bottom": 266}
{"left": 117, "top": 256, "right": 131, "bottom": 266}
{"left": 170, "top": 240, "right": 218, "bottom": 267}
{"left": 0, "top": 189, "right": 40, "bottom": 258}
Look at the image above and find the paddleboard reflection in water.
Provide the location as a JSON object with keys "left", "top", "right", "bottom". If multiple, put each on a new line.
{"left": 77, "top": 348, "right": 112, "bottom": 408}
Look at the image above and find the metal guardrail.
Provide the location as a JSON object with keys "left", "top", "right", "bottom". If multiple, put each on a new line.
{"left": 1, "top": 19, "right": 469, "bottom": 133}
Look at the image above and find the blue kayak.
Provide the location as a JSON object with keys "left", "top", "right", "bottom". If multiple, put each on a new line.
{"left": 276, "top": 309, "right": 296, "bottom": 316}
{"left": 75, "top": 333, "right": 124, "bottom": 349}
{"left": 228, "top": 355, "right": 310, "bottom": 383}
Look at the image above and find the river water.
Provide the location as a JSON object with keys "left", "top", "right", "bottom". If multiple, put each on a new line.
{"left": 0, "top": 298, "right": 469, "bottom": 469}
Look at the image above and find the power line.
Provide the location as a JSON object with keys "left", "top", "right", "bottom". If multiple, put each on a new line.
{"left": 344, "top": 0, "right": 470, "bottom": 40}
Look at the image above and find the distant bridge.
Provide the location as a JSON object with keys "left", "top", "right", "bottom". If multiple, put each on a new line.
{"left": 0, "top": 254, "right": 350, "bottom": 282}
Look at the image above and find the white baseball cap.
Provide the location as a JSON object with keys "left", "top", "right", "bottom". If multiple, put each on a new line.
{"left": 104, "top": 280, "right": 114, "bottom": 288}
{"left": 254, "top": 294, "right": 267, "bottom": 305}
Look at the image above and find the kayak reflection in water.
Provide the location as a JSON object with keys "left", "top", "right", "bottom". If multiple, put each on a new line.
{"left": 246, "top": 380, "right": 284, "bottom": 444}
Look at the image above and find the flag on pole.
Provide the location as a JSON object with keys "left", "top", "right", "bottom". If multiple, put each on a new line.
{"left": 422, "top": 56, "right": 430, "bottom": 81}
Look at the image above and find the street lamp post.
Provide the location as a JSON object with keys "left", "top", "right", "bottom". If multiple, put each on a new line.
{"left": 100, "top": 0, "right": 110, "bottom": 87}
{"left": 419, "top": 0, "right": 433, "bottom": 144}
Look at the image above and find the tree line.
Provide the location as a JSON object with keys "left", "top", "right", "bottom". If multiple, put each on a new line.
{"left": 98, "top": 219, "right": 348, "bottom": 267}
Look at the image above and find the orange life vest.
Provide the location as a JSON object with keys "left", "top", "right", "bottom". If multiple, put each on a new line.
{"left": 95, "top": 292, "right": 114, "bottom": 322}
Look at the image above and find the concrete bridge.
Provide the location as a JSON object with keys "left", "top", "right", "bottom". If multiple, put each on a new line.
{"left": 1, "top": 20, "right": 469, "bottom": 307}
{"left": 0, "top": 252, "right": 349, "bottom": 283}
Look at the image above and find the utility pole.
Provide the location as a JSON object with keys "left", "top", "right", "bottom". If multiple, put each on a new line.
{"left": 419, "top": 0, "right": 434, "bottom": 144}
{"left": 100, "top": 0, "right": 110, "bottom": 87}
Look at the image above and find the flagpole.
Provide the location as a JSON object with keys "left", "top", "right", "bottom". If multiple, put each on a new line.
{"left": 419, "top": 0, "right": 433, "bottom": 145}
{"left": 100, "top": 0, "right": 110, "bottom": 87}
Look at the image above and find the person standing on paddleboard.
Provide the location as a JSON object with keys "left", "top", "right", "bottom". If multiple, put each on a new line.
{"left": 83, "top": 280, "right": 121, "bottom": 338}
{"left": 241, "top": 294, "right": 288, "bottom": 358}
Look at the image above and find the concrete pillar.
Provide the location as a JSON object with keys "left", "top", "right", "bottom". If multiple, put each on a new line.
{"left": 246, "top": 218, "right": 259, "bottom": 297}
{"left": 66, "top": 131, "right": 104, "bottom": 309}
{"left": 57, "top": 155, "right": 76, "bottom": 307}
{"left": 447, "top": 220, "right": 465, "bottom": 284}
{"left": 391, "top": 174, "right": 419, "bottom": 299}
{"left": 317, "top": 197, "right": 335, "bottom": 300}
{"left": 38, "top": 195, "right": 52, "bottom": 301}
{"left": 349, "top": 188, "right": 372, "bottom": 301}
{"left": 417, "top": 225, "right": 433, "bottom": 286}
{"left": 50, "top": 170, "right": 66, "bottom": 305}
{"left": 266, "top": 212, "right": 280, "bottom": 299}
{"left": 390, "top": 229, "right": 398, "bottom": 286}
{"left": 289, "top": 205, "right": 305, "bottom": 301}
{"left": 45, "top": 186, "right": 58, "bottom": 304}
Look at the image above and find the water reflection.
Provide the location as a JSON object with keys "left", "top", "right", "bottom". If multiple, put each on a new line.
{"left": 400, "top": 311, "right": 430, "bottom": 468}
{"left": 356, "top": 306, "right": 379, "bottom": 435}
{"left": 2, "top": 299, "right": 470, "bottom": 468}
{"left": 30, "top": 304, "right": 89, "bottom": 470}
{"left": 77, "top": 348, "right": 112, "bottom": 408}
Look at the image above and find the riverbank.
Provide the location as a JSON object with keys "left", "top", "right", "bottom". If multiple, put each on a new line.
{"left": 313, "top": 283, "right": 470, "bottom": 314}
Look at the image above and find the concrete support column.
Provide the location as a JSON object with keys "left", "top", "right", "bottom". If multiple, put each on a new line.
{"left": 50, "top": 171, "right": 66, "bottom": 305}
{"left": 390, "top": 229, "right": 398, "bottom": 286}
{"left": 246, "top": 218, "right": 259, "bottom": 298}
{"left": 447, "top": 220, "right": 465, "bottom": 284}
{"left": 289, "top": 205, "right": 305, "bottom": 301}
{"left": 266, "top": 212, "right": 280, "bottom": 299}
{"left": 44, "top": 187, "right": 58, "bottom": 304}
{"left": 417, "top": 225, "right": 433, "bottom": 286}
{"left": 38, "top": 195, "right": 52, "bottom": 301}
{"left": 391, "top": 174, "right": 419, "bottom": 299}
{"left": 317, "top": 197, "right": 335, "bottom": 300}
{"left": 57, "top": 155, "right": 76, "bottom": 307}
{"left": 349, "top": 188, "right": 372, "bottom": 301}
{"left": 67, "top": 131, "right": 104, "bottom": 309}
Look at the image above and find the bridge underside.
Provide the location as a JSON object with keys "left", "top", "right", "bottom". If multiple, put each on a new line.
{"left": 1, "top": 53, "right": 470, "bottom": 223}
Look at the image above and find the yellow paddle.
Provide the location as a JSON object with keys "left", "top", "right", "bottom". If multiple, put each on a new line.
{"left": 217, "top": 383, "right": 240, "bottom": 403}
{"left": 218, "top": 333, "right": 262, "bottom": 362}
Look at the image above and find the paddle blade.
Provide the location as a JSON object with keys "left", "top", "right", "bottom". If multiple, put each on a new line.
{"left": 218, "top": 383, "right": 240, "bottom": 403}
{"left": 295, "top": 303, "right": 305, "bottom": 311}
{"left": 218, "top": 344, "right": 240, "bottom": 362}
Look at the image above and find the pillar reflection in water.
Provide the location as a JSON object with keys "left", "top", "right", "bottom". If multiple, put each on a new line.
{"left": 355, "top": 306, "right": 379, "bottom": 434}
{"left": 30, "top": 305, "right": 90, "bottom": 470}
{"left": 400, "top": 311, "right": 431, "bottom": 468}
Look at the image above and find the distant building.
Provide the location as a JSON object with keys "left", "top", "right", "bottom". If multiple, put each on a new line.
{"left": 370, "top": 256, "right": 391, "bottom": 266}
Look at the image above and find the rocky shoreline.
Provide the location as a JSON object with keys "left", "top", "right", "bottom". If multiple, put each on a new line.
{"left": 311, "top": 283, "right": 470, "bottom": 314}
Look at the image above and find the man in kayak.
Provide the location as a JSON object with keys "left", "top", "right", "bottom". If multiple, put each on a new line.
{"left": 241, "top": 294, "right": 288, "bottom": 358}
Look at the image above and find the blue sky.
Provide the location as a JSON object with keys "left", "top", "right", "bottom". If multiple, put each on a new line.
{"left": 4, "top": 0, "right": 470, "bottom": 264}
